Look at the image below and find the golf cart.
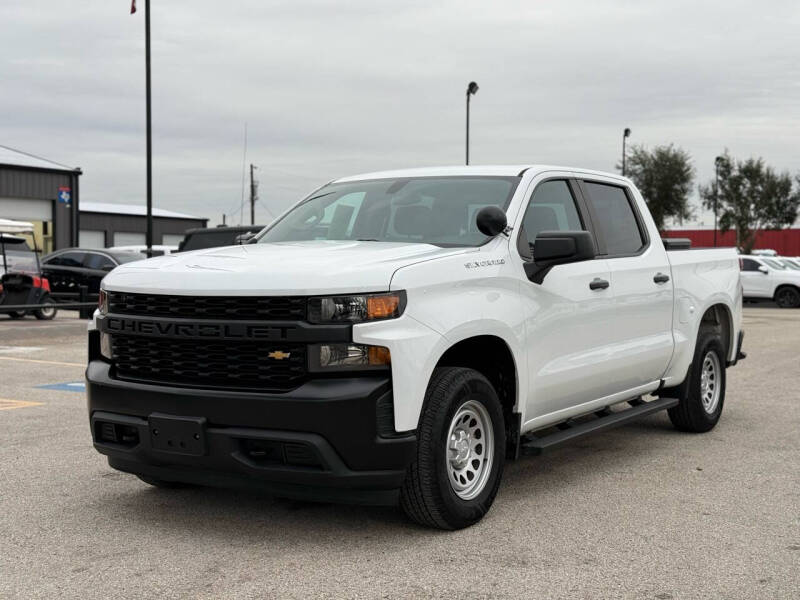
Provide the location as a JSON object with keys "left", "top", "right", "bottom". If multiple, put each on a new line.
{"left": 0, "top": 219, "right": 57, "bottom": 320}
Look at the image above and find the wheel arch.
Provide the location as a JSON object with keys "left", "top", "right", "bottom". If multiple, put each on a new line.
{"left": 434, "top": 334, "right": 520, "bottom": 458}
{"left": 700, "top": 302, "right": 733, "bottom": 361}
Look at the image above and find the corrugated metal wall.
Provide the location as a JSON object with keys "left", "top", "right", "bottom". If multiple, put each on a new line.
{"left": 79, "top": 213, "right": 207, "bottom": 247}
{"left": 0, "top": 166, "right": 78, "bottom": 249}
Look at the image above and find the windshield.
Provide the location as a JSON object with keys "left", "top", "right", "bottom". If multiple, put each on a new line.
{"left": 779, "top": 258, "right": 800, "bottom": 270}
{"left": 259, "top": 176, "right": 520, "bottom": 247}
{"left": 112, "top": 252, "right": 145, "bottom": 264}
{"left": 762, "top": 258, "right": 786, "bottom": 270}
{"left": 1, "top": 249, "right": 39, "bottom": 274}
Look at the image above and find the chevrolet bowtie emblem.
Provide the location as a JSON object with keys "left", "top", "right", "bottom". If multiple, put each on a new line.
{"left": 268, "top": 350, "right": 291, "bottom": 360}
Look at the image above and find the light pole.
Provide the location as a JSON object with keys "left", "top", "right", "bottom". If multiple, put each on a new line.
{"left": 621, "top": 128, "right": 631, "bottom": 176}
{"left": 714, "top": 156, "right": 723, "bottom": 247}
{"left": 466, "top": 81, "right": 479, "bottom": 165}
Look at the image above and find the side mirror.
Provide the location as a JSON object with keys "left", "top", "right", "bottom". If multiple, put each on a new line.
{"left": 524, "top": 230, "right": 595, "bottom": 284}
{"left": 758, "top": 266, "right": 769, "bottom": 274}
{"left": 234, "top": 232, "right": 256, "bottom": 245}
{"left": 475, "top": 206, "right": 507, "bottom": 237}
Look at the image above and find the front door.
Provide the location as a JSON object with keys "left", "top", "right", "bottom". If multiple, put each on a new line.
{"left": 516, "top": 178, "right": 616, "bottom": 422}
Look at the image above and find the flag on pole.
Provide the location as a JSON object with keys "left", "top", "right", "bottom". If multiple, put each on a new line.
{"left": 130, "top": 0, "right": 137, "bottom": 14}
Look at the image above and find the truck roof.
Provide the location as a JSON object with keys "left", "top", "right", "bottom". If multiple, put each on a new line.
{"left": 333, "top": 165, "right": 631, "bottom": 183}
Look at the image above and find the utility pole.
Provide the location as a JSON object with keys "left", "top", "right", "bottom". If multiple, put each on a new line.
{"left": 249, "top": 164, "right": 258, "bottom": 225}
{"left": 144, "top": 0, "right": 153, "bottom": 258}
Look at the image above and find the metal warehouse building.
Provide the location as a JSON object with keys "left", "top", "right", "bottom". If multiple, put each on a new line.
{"left": 1, "top": 144, "right": 207, "bottom": 252}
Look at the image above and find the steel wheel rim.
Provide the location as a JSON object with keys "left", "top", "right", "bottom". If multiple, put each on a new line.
{"left": 446, "top": 399, "right": 494, "bottom": 500}
{"left": 700, "top": 350, "right": 721, "bottom": 414}
{"left": 40, "top": 303, "right": 55, "bottom": 318}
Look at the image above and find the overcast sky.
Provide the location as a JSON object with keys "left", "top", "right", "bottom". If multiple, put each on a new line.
{"left": 2, "top": 0, "right": 799, "bottom": 226}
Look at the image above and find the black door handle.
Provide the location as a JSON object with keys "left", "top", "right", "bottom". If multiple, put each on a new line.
{"left": 653, "top": 272, "right": 670, "bottom": 284}
{"left": 589, "top": 278, "right": 609, "bottom": 290}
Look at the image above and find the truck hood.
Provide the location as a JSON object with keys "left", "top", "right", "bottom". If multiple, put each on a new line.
{"left": 102, "top": 240, "right": 474, "bottom": 295}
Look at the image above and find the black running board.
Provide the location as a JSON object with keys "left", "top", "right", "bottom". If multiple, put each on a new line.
{"left": 519, "top": 397, "right": 679, "bottom": 456}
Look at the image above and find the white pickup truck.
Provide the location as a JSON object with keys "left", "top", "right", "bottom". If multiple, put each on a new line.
{"left": 87, "top": 165, "right": 745, "bottom": 529}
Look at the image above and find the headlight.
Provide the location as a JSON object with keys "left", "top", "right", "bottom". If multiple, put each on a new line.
{"left": 307, "top": 291, "right": 405, "bottom": 323}
{"left": 309, "top": 343, "right": 391, "bottom": 371}
{"left": 98, "top": 289, "right": 108, "bottom": 315}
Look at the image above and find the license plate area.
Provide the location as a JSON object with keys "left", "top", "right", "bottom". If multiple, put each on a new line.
{"left": 149, "top": 414, "right": 207, "bottom": 456}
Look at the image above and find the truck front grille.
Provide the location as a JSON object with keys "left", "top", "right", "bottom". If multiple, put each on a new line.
{"left": 110, "top": 335, "right": 308, "bottom": 392}
{"left": 107, "top": 292, "right": 307, "bottom": 321}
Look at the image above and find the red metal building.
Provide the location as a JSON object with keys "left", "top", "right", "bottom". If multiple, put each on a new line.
{"left": 662, "top": 228, "right": 800, "bottom": 255}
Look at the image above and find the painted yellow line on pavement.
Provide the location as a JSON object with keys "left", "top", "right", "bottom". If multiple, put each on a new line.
{"left": 0, "top": 356, "right": 85, "bottom": 368}
{"left": 0, "top": 398, "right": 44, "bottom": 411}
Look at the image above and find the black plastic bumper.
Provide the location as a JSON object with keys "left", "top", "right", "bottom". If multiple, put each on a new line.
{"left": 86, "top": 360, "right": 416, "bottom": 505}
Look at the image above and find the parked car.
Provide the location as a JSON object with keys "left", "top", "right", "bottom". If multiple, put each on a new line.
{"left": 1, "top": 220, "right": 57, "bottom": 320}
{"left": 177, "top": 225, "right": 265, "bottom": 252}
{"left": 88, "top": 165, "right": 744, "bottom": 529}
{"left": 776, "top": 257, "right": 800, "bottom": 271}
{"left": 108, "top": 244, "right": 178, "bottom": 257}
{"left": 41, "top": 248, "right": 142, "bottom": 302}
{"left": 740, "top": 255, "right": 800, "bottom": 307}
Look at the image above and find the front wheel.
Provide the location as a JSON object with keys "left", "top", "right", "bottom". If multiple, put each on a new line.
{"left": 400, "top": 367, "right": 505, "bottom": 530}
{"left": 6, "top": 311, "right": 26, "bottom": 319}
{"left": 774, "top": 286, "right": 800, "bottom": 308}
{"left": 664, "top": 328, "right": 727, "bottom": 433}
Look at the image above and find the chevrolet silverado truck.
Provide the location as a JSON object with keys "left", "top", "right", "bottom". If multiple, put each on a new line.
{"left": 87, "top": 165, "right": 745, "bottom": 529}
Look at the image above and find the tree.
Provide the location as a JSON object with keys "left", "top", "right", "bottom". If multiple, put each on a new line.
{"left": 622, "top": 144, "right": 695, "bottom": 230}
{"left": 700, "top": 152, "right": 800, "bottom": 254}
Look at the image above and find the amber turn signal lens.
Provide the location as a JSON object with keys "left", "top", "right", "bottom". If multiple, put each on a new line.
{"left": 367, "top": 295, "right": 400, "bottom": 319}
{"left": 368, "top": 346, "right": 391, "bottom": 366}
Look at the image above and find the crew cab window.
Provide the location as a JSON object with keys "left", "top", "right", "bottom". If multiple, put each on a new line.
{"left": 45, "top": 251, "right": 85, "bottom": 267}
{"left": 740, "top": 258, "right": 762, "bottom": 272}
{"left": 84, "top": 253, "right": 116, "bottom": 270}
{"left": 519, "top": 180, "right": 583, "bottom": 255}
{"left": 583, "top": 182, "right": 645, "bottom": 256}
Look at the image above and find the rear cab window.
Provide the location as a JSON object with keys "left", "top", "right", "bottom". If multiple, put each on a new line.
{"left": 581, "top": 181, "right": 646, "bottom": 256}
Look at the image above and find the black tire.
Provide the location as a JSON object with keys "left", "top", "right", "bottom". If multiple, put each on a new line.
{"left": 774, "top": 285, "right": 800, "bottom": 309}
{"left": 664, "top": 328, "right": 727, "bottom": 433}
{"left": 136, "top": 474, "right": 191, "bottom": 489}
{"left": 33, "top": 294, "right": 57, "bottom": 320}
{"left": 7, "top": 311, "right": 26, "bottom": 319}
{"left": 400, "top": 367, "right": 505, "bottom": 530}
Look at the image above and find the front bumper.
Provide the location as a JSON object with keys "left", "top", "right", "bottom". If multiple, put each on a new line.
{"left": 86, "top": 360, "right": 416, "bottom": 505}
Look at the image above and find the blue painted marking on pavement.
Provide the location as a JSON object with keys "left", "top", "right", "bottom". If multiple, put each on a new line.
{"left": 36, "top": 381, "right": 86, "bottom": 393}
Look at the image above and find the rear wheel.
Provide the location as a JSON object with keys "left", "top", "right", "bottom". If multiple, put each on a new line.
{"left": 774, "top": 285, "right": 800, "bottom": 308}
{"left": 7, "top": 311, "right": 26, "bottom": 319}
{"left": 33, "top": 294, "right": 57, "bottom": 320}
{"left": 400, "top": 367, "right": 505, "bottom": 530}
{"left": 664, "top": 328, "right": 727, "bottom": 433}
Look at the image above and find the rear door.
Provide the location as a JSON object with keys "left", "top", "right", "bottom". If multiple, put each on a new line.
{"left": 82, "top": 252, "right": 117, "bottom": 295}
{"left": 577, "top": 180, "right": 674, "bottom": 391}
{"left": 739, "top": 258, "right": 771, "bottom": 297}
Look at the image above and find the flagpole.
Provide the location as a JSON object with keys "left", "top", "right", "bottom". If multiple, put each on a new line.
{"left": 144, "top": 0, "right": 153, "bottom": 258}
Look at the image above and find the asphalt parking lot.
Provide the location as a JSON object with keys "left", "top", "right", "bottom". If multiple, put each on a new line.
{"left": 1, "top": 307, "right": 798, "bottom": 599}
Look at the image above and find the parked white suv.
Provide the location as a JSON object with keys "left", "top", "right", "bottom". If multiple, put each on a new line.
{"left": 87, "top": 165, "right": 745, "bottom": 529}
{"left": 740, "top": 256, "right": 800, "bottom": 308}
